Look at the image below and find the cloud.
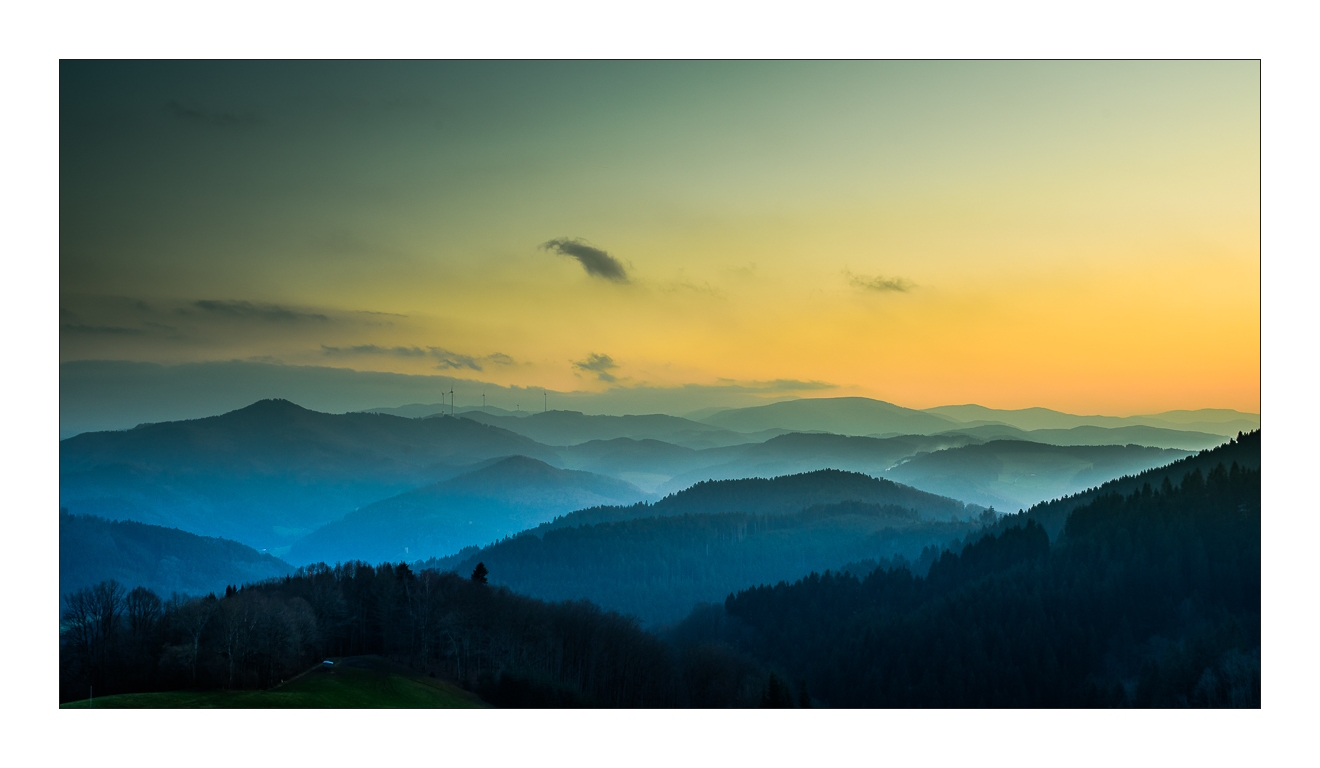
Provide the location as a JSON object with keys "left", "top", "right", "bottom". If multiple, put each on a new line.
{"left": 165, "top": 100, "right": 260, "bottom": 128}
{"left": 192, "top": 300, "right": 328, "bottom": 322}
{"left": 540, "top": 238, "right": 629, "bottom": 283}
{"left": 321, "top": 344, "right": 427, "bottom": 358}
{"left": 430, "top": 348, "right": 482, "bottom": 371}
{"left": 844, "top": 270, "right": 915, "bottom": 294}
{"left": 572, "top": 352, "right": 619, "bottom": 383}
{"left": 321, "top": 343, "right": 491, "bottom": 371}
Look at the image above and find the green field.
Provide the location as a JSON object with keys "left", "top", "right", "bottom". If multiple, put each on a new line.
{"left": 62, "top": 656, "right": 489, "bottom": 708}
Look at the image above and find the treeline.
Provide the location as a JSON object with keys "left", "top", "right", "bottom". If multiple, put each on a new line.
{"left": 675, "top": 460, "right": 1259, "bottom": 707}
{"left": 60, "top": 565, "right": 685, "bottom": 707}
{"left": 423, "top": 501, "right": 986, "bottom": 626}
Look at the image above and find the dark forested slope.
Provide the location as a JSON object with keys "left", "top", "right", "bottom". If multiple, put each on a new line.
{"left": 60, "top": 511, "right": 292, "bottom": 598}
{"left": 428, "top": 501, "right": 983, "bottom": 627}
{"left": 678, "top": 456, "right": 1259, "bottom": 707}
{"left": 990, "top": 430, "right": 1260, "bottom": 539}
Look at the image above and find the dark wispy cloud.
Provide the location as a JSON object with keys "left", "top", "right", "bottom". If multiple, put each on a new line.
{"left": 540, "top": 238, "right": 629, "bottom": 283}
{"left": 191, "top": 300, "right": 329, "bottom": 323}
{"left": 572, "top": 352, "right": 619, "bottom": 383}
{"left": 844, "top": 270, "right": 915, "bottom": 294}
{"left": 321, "top": 343, "right": 505, "bottom": 372}
{"left": 165, "top": 100, "right": 261, "bottom": 128}
{"left": 321, "top": 344, "right": 427, "bottom": 358}
{"left": 431, "top": 348, "right": 482, "bottom": 371}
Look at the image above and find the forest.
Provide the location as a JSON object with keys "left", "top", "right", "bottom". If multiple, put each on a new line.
{"left": 60, "top": 433, "right": 1259, "bottom": 707}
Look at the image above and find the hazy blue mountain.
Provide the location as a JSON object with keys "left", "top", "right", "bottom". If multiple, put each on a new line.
{"left": 60, "top": 511, "right": 292, "bottom": 599}
{"left": 654, "top": 432, "right": 983, "bottom": 494}
{"left": 700, "top": 397, "right": 960, "bottom": 436}
{"left": 924, "top": 404, "right": 1259, "bottom": 437}
{"left": 555, "top": 438, "right": 717, "bottom": 494}
{"left": 455, "top": 409, "right": 781, "bottom": 449}
{"left": 428, "top": 501, "right": 983, "bottom": 627}
{"left": 286, "top": 456, "right": 649, "bottom": 566}
{"left": 885, "top": 440, "right": 1192, "bottom": 512}
{"left": 535, "top": 468, "right": 970, "bottom": 535}
{"left": 936, "top": 424, "right": 1228, "bottom": 451}
{"left": 990, "top": 429, "right": 1261, "bottom": 539}
{"left": 59, "top": 399, "right": 560, "bottom": 551}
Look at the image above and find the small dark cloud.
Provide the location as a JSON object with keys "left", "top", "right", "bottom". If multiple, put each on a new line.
{"left": 540, "top": 238, "right": 629, "bottom": 283}
{"left": 165, "top": 100, "right": 260, "bottom": 128}
{"left": 572, "top": 353, "right": 619, "bottom": 383}
{"left": 487, "top": 353, "right": 516, "bottom": 366}
{"left": 193, "top": 300, "right": 328, "bottom": 323}
{"left": 845, "top": 270, "right": 914, "bottom": 294}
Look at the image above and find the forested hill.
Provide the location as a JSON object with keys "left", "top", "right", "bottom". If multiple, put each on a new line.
{"left": 60, "top": 511, "right": 292, "bottom": 598}
{"left": 427, "top": 501, "right": 983, "bottom": 626}
{"left": 533, "top": 469, "right": 969, "bottom": 535}
{"left": 990, "top": 430, "right": 1260, "bottom": 539}
{"left": 679, "top": 457, "right": 1260, "bottom": 707}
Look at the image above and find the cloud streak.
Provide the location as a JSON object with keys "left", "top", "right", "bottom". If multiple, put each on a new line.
{"left": 572, "top": 352, "right": 619, "bottom": 383}
{"left": 844, "top": 270, "right": 915, "bottom": 294}
{"left": 191, "top": 300, "right": 329, "bottom": 322}
{"left": 540, "top": 237, "right": 629, "bottom": 283}
{"left": 321, "top": 343, "right": 514, "bottom": 372}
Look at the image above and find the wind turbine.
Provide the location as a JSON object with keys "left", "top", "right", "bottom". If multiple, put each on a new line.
{"left": 450, "top": 388, "right": 455, "bottom": 416}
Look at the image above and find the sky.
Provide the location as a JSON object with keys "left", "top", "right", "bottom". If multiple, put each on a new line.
{"left": 60, "top": 61, "right": 1260, "bottom": 422}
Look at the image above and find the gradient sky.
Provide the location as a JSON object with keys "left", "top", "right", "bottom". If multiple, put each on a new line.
{"left": 60, "top": 61, "right": 1260, "bottom": 416}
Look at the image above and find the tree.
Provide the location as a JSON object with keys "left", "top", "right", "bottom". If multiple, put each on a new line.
{"left": 760, "top": 673, "right": 793, "bottom": 708}
{"left": 471, "top": 562, "right": 489, "bottom": 584}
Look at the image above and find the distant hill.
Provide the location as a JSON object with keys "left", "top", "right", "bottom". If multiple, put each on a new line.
{"left": 700, "top": 397, "right": 958, "bottom": 436}
{"left": 430, "top": 501, "right": 982, "bottom": 627}
{"left": 535, "top": 468, "right": 969, "bottom": 535}
{"left": 924, "top": 404, "right": 1259, "bottom": 437}
{"left": 885, "top": 440, "right": 1191, "bottom": 512}
{"left": 366, "top": 403, "right": 529, "bottom": 419}
{"left": 60, "top": 511, "right": 292, "bottom": 599}
{"left": 991, "top": 430, "right": 1261, "bottom": 539}
{"left": 935, "top": 424, "right": 1227, "bottom": 452}
{"left": 653, "top": 432, "right": 983, "bottom": 495}
{"left": 286, "top": 456, "right": 649, "bottom": 566}
{"left": 59, "top": 399, "right": 559, "bottom": 550}
{"left": 454, "top": 410, "right": 777, "bottom": 449}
